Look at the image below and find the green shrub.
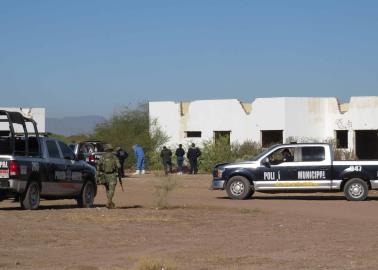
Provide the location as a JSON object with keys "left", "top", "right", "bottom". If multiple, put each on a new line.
{"left": 326, "top": 138, "right": 357, "bottom": 160}
{"left": 199, "top": 138, "right": 263, "bottom": 172}
{"left": 154, "top": 176, "right": 179, "bottom": 209}
{"left": 232, "top": 140, "right": 262, "bottom": 161}
{"left": 91, "top": 103, "right": 169, "bottom": 170}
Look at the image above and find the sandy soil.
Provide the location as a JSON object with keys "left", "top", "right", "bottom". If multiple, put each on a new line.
{"left": 1, "top": 174, "right": 378, "bottom": 270}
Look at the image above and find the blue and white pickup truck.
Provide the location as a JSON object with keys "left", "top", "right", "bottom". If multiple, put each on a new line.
{"left": 0, "top": 110, "right": 97, "bottom": 210}
{"left": 211, "top": 143, "right": 378, "bottom": 201}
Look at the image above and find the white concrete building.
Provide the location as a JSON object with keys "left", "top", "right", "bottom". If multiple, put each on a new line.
{"left": 149, "top": 97, "right": 378, "bottom": 159}
{"left": 0, "top": 107, "right": 46, "bottom": 133}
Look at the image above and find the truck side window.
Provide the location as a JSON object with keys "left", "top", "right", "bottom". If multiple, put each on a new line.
{"left": 46, "top": 141, "right": 61, "bottom": 159}
{"left": 268, "top": 147, "right": 294, "bottom": 165}
{"left": 301, "top": 147, "right": 325, "bottom": 162}
{"left": 58, "top": 141, "right": 75, "bottom": 160}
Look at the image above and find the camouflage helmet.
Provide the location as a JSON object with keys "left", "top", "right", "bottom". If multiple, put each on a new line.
{"left": 104, "top": 144, "right": 114, "bottom": 152}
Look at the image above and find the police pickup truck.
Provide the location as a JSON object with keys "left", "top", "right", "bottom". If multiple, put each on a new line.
{"left": 0, "top": 110, "right": 97, "bottom": 210}
{"left": 211, "top": 143, "right": 378, "bottom": 201}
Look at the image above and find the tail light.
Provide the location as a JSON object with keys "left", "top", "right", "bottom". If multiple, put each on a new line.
{"left": 89, "top": 154, "right": 95, "bottom": 163}
{"left": 9, "top": 161, "right": 20, "bottom": 177}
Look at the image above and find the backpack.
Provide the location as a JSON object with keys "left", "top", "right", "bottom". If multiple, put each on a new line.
{"left": 103, "top": 156, "right": 116, "bottom": 173}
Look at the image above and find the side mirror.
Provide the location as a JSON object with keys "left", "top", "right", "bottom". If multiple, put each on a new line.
{"left": 262, "top": 157, "right": 271, "bottom": 167}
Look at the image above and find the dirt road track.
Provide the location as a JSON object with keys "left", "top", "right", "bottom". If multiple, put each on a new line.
{"left": 1, "top": 174, "right": 378, "bottom": 270}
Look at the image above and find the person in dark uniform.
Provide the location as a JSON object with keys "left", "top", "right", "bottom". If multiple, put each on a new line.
{"left": 115, "top": 146, "right": 128, "bottom": 178}
{"left": 281, "top": 148, "right": 294, "bottom": 162}
{"left": 160, "top": 146, "right": 173, "bottom": 175}
{"left": 187, "top": 143, "right": 201, "bottom": 174}
{"left": 175, "top": 144, "right": 185, "bottom": 175}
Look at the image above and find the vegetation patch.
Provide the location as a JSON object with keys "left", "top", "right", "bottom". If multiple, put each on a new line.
{"left": 154, "top": 176, "right": 179, "bottom": 209}
{"left": 132, "top": 257, "right": 177, "bottom": 270}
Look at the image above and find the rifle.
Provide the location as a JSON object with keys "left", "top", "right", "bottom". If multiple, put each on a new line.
{"left": 119, "top": 179, "right": 124, "bottom": 192}
{"left": 118, "top": 171, "right": 124, "bottom": 192}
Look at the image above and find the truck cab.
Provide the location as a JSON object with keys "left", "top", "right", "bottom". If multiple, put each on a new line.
{"left": 212, "top": 143, "right": 378, "bottom": 201}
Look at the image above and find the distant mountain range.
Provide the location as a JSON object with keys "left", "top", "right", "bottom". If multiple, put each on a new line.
{"left": 46, "top": 115, "right": 107, "bottom": 136}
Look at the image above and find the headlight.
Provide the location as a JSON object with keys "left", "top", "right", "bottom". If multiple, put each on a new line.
{"left": 216, "top": 168, "right": 224, "bottom": 178}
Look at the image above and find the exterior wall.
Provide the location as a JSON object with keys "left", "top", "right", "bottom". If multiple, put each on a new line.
{"left": 149, "top": 97, "right": 378, "bottom": 152}
{"left": 0, "top": 107, "right": 46, "bottom": 133}
{"left": 150, "top": 99, "right": 252, "bottom": 147}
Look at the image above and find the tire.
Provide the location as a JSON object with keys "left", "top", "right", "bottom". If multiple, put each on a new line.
{"left": 344, "top": 178, "right": 369, "bottom": 201}
{"left": 226, "top": 176, "right": 253, "bottom": 200}
{"left": 21, "top": 181, "right": 40, "bottom": 210}
{"left": 77, "top": 181, "right": 95, "bottom": 208}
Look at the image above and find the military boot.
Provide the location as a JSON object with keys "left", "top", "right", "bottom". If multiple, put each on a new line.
{"left": 106, "top": 199, "right": 112, "bottom": 209}
{"left": 106, "top": 199, "right": 115, "bottom": 209}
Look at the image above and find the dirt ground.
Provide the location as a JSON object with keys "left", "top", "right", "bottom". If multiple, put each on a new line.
{"left": 1, "top": 174, "right": 378, "bottom": 270}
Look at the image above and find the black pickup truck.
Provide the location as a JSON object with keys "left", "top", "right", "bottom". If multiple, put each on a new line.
{"left": 211, "top": 143, "right": 378, "bottom": 201}
{"left": 0, "top": 110, "right": 97, "bottom": 210}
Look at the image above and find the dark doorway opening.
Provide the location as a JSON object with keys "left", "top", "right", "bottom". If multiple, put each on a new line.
{"left": 355, "top": 130, "right": 378, "bottom": 160}
{"left": 336, "top": 130, "right": 348, "bottom": 149}
{"left": 261, "top": 130, "right": 283, "bottom": 148}
{"left": 214, "top": 131, "right": 231, "bottom": 145}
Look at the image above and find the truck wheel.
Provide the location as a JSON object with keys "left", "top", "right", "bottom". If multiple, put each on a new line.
{"left": 226, "top": 176, "right": 253, "bottom": 200}
{"left": 77, "top": 181, "right": 95, "bottom": 208}
{"left": 21, "top": 181, "right": 40, "bottom": 210}
{"left": 344, "top": 178, "right": 369, "bottom": 201}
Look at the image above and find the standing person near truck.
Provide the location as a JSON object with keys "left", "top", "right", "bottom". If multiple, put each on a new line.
{"left": 175, "top": 144, "right": 185, "bottom": 175}
{"left": 98, "top": 144, "right": 121, "bottom": 209}
{"left": 115, "top": 146, "right": 128, "bottom": 178}
{"left": 160, "top": 146, "right": 173, "bottom": 175}
{"left": 187, "top": 143, "right": 201, "bottom": 174}
{"left": 132, "top": 144, "right": 145, "bottom": 175}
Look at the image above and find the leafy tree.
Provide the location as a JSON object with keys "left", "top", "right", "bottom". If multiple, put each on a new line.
{"left": 92, "top": 103, "right": 168, "bottom": 169}
{"left": 47, "top": 133, "right": 89, "bottom": 144}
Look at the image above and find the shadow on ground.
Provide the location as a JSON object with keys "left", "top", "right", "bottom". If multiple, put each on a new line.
{"left": 0, "top": 203, "right": 144, "bottom": 211}
{"left": 216, "top": 195, "right": 378, "bottom": 201}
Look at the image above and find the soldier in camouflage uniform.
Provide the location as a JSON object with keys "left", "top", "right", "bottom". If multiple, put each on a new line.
{"left": 97, "top": 144, "right": 121, "bottom": 209}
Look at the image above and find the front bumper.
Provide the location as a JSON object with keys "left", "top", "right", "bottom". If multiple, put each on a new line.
{"left": 211, "top": 179, "right": 225, "bottom": 190}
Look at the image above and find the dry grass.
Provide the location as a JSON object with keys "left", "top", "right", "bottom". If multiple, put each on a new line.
{"left": 151, "top": 170, "right": 167, "bottom": 177}
{"left": 132, "top": 257, "right": 177, "bottom": 270}
{"left": 239, "top": 208, "right": 261, "bottom": 214}
{"left": 154, "top": 176, "right": 179, "bottom": 209}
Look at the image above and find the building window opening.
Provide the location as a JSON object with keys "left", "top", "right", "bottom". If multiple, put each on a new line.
{"left": 355, "top": 130, "right": 378, "bottom": 160}
{"left": 261, "top": 130, "right": 283, "bottom": 148}
{"left": 185, "top": 131, "right": 202, "bottom": 138}
{"left": 214, "top": 131, "right": 231, "bottom": 145}
{"left": 336, "top": 130, "right": 348, "bottom": 149}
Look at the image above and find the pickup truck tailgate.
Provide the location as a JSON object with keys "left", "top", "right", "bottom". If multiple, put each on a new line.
{"left": 0, "top": 159, "right": 9, "bottom": 179}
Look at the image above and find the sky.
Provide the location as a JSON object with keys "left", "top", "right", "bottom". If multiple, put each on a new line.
{"left": 0, "top": 0, "right": 377, "bottom": 117}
